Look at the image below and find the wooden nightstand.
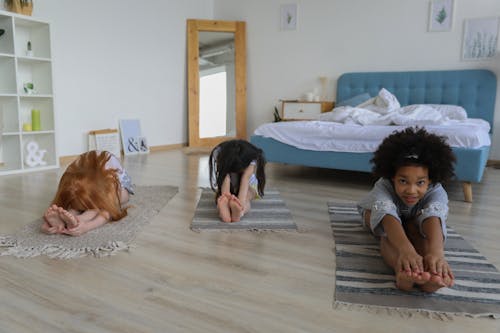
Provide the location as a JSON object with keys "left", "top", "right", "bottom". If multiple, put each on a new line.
{"left": 281, "top": 100, "right": 334, "bottom": 121}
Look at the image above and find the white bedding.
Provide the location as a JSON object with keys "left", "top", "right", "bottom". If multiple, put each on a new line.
{"left": 318, "top": 104, "right": 468, "bottom": 126}
{"left": 253, "top": 120, "right": 491, "bottom": 153}
{"left": 319, "top": 89, "right": 471, "bottom": 127}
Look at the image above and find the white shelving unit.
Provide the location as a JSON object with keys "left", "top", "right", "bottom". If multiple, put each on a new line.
{"left": 0, "top": 10, "right": 58, "bottom": 174}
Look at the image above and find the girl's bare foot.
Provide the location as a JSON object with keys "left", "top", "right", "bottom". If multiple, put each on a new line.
{"left": 42, "top": 205, "right": 65, "bottom": 233}
{"left": 443, "top": 273, "right": 454, "bottom": 288}
{"left": 217, "top": 195, "right": 231, "bottom": 223}
{"left": 395, "top": 270, "right": 431, "bottom": 291}
{"left": 229, "top": 196, "right": 243, "bottom": 222}
{"left": 57, "top": 207, "right": 79, "bottom": 228}
{"left": 420, "top": 274, "right": 451, "bottom": 293}
{"left": 41, "top": 221, "right": 58, "bottom": 234}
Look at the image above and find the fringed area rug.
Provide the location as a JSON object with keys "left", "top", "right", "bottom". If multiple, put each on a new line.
{"left": 191, "top": 188, "right": 297, "bottom": 231}
{"left": 0, "top": 185, "right": 178, "bottom": 259}
{"left": 328, "top": 201, "right": 500, "bottom": 319}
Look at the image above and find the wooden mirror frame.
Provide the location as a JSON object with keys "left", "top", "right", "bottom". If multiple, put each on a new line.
{"left": 187, "top": 19, "right": 247, "bottom": 147}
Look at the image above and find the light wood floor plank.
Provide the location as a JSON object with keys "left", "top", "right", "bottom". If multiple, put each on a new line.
{"left": 0, "top": 149, "right": 499, "bottom": 332}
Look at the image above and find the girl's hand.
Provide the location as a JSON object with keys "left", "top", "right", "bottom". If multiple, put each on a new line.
{"left": 229, "top": 195, "right": 243, "bottom": 209}
{"left": 424, "top": 252, "right": 454, "bottom": 280}
{"left": 217, "top": 192, "right": 232, "bottom": 202}
{"left": 61, "top": 222, "right": 88, "bottom": 236}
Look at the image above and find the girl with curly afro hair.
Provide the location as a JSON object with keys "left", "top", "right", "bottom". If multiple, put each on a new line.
{"left": 357, "top": 127, "right": 456, "bottom": 293}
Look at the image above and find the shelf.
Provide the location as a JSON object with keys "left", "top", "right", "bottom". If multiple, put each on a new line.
{"left": 14, "top": 17, "right": 51, "bottom": 59}
{"left": 21, "top": 132, "right": 56, "bottom": 168}
{"left": 19, "top": 97, "right": 54, "bottom": 131}
{"left": 19, "top": 94, "right": 53, "bottom": 98}
{"left": 0, "top": 95, "right": 18, "bottom": 132}
{"left": 0, "top": 12, "right": 57, "bottom": 175}
{"left": 16, "top": 60, "right": 53, "bottom": 95}
{"left": 21, "top": 130, "right": 55, "bottom": 135}
{"left": 0, "top": 15, "right": 14, "bottom": 55}
{"left": 0, "top": 56, "right": 17, "bottom": 94}
{"left": 17, "top": 55, "right": 51, "bottom": 63}
{"left": 2, "top": 130, "right": 55, "bottom": 136}
{"left": 0, "top": 135, "right": 21, "bottom": 171}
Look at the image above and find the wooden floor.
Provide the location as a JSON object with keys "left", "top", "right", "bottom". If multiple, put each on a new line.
{"left": 1, "top": 149, "right": 499, "bottom": 332}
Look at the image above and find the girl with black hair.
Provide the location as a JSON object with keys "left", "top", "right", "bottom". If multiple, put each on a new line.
{"left": 209, "top": 140, "right": 266, "bottom": 223}
{"left": 357, "top": 127, "right": 456, "bottom": 292}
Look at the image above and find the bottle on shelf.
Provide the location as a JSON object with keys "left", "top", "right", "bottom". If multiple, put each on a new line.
{"left": 26, "top": 40, "right": 33, "bottom": 57}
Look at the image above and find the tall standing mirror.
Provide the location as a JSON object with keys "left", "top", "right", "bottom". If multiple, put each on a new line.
{"left": 187, "top": 19, "right": 246, "bottom": 147}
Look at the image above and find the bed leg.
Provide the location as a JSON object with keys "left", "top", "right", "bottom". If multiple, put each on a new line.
{"left": 462, "top": 182, "right": 473, "bottom": 203}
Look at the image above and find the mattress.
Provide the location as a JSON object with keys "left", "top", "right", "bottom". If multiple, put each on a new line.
{"left": 253, "top": 120, "right": 491, "bottom": 153}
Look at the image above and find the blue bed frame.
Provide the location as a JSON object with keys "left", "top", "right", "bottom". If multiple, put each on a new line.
{"left": 250, "top": 69, "right": 497, "bottom": 202}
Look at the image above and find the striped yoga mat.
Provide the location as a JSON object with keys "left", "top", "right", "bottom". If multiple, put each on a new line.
{"left": 328, "top": 201, "right": 500, "bottom": 319}
{"left": 191, "top": 188, "right": 296, "bottom": 231}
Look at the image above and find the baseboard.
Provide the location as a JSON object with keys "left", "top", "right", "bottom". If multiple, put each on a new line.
{"left": 182, "top": 146, "right": 212, "bottom": 155}
{"left": 149, "top": 143, "right": 187, "bottom": 152}
{"left": 59, "top": 155, "right": 80, "bottom": 166}
{"left": 487, "top": 159, "right": 500, "bottom": 169}
{"left": 59, "top": 142, "right": 188, "bottom": 165}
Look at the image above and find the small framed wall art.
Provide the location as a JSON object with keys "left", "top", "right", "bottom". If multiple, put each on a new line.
{"left": 462, "top": 17, "right": 500, "bottom": 60}
{"left": 428, "top": 0, "right": 454, "bottom": 32}
{"left": 280, "top": 3, "right": 297, "bottom": 31}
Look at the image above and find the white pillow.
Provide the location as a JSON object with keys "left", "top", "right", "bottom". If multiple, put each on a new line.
{"left": 356, "top": 97, "right": 376, "bottom": 108}
{"left": 375, "top": 88, "right": 400, "bottom": 108}
{"left": 359, "top": 88, "right": 400, "bottom": 115}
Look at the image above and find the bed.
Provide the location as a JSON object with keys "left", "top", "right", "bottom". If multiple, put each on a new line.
{"left": 250, "top": 69, "right": 497, "bottom": 202}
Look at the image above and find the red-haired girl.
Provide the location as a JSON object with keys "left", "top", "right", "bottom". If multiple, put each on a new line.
{"left": 41, "top": 150, "right": 134, "bottom": 236}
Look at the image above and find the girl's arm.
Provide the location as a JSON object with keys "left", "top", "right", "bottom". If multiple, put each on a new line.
{"left": 421, "top": 216, "right": 453, "bottom": 278}
{"left": 63, "top": 210, "right": 111, "bottom": 236}
{"left": 359, "top": 178, "right": 402, "bottom": 236}
{"left": 417, "top": 183, "right": 448, "bottom": 238}
{"left": 237, "top": 164, "right": 255, "bottom": 203}
{"left": 382, "top": 214, "right": 423, "bottom": 273}
{"left": 421, "top": 216, "right": 445, "bottom": 254}
{"left": 221, "top": 174, "right": 231, "bottom": 195}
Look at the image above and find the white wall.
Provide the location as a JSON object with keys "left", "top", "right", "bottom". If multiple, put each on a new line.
{"left": 32, "top": 0, "right": 213, "bottom": 156}
{"left": 214, "top": 0, "right": 500, "bottom": 159}
{"left": 10, "top": 1, "right": 500, "bottom": 159}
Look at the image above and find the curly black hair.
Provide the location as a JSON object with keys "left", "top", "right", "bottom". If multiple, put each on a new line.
{"left": 371, "top": 127, "right": 456, "bottom": 184}
{"left": 208, "top": 139, "right": 266, "bottom": 198}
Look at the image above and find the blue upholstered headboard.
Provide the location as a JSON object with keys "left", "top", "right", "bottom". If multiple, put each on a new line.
{"left": 336, "top": 70, "right": 497, "bottom": 132}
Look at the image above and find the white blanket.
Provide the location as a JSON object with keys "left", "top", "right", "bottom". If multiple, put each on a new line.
{"left": 253, "top": 120, "right": 491, "bottom": 153}
{"left": 257, "top": 88, "right": 490, "bottom": 153}
{"left": 320, "top": 88, "right": 469, "bottom": 126}
{"left": 319, "top": 104, "right": 468, "bottom": 126}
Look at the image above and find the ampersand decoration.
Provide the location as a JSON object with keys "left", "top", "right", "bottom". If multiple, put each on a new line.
{"left": 24, "top": 141, "right": 47, "bottom": 167}
{"left": 127, "top": 137, "right": 139, "bottom": 153}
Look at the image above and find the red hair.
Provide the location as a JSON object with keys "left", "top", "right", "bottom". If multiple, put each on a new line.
{"left": 51, "top": 151, "right": 128, "bottom": 221}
